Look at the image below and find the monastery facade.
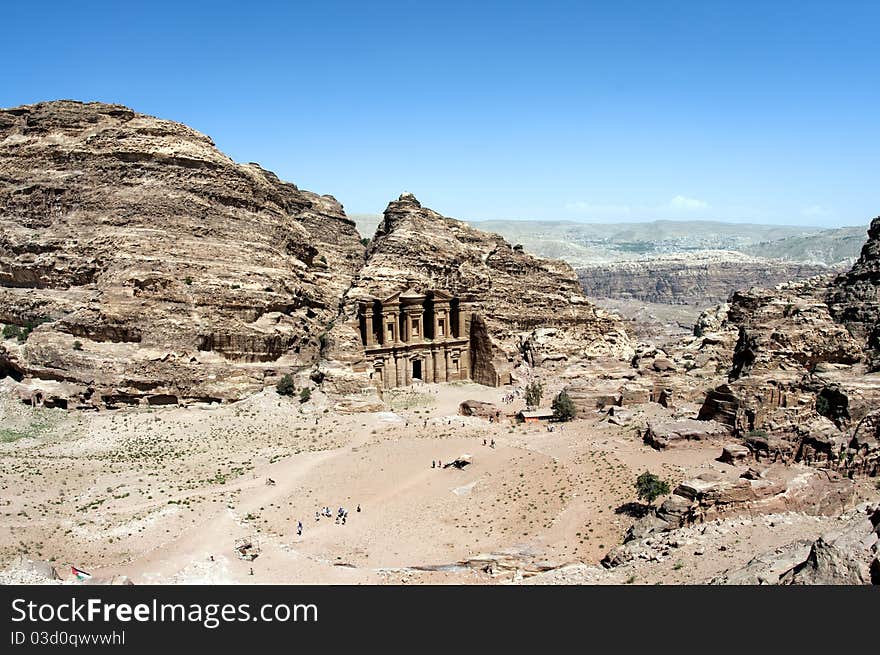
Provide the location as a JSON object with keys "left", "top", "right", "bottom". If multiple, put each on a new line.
{"left": 358, "top": 289, "right": 472, "bottom": 389}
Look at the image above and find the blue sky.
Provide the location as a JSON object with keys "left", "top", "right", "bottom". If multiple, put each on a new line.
{"left": 2, "top": 1, "right": 878, "bottom": 226}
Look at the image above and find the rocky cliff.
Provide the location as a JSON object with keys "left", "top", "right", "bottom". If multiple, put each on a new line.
{"left": 0, "top": 100, "right": 364, "bottom": 407}
{"left": 0, "top": 102, "right": 635, "bottom": 408}
{"left": 577, "top": 252, "right": 837, "bottom": 305}
{"left": 827, "top": 216, "right": 880, "bottom": 370}
{"left": 321, "top": 193, "right": 633, "bottom": 391}
{"left": 693, "top": 218, "right": 880, "bottom": 478}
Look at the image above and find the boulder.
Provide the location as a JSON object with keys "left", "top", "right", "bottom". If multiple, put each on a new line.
{"left": 718, "top": 442, "right": 750, "bottom": 464}
{"left": 643, "top": 418, "right": 732, "bottom": 450}
{"left": 9, "top": 555, "right": 59, "bottom": 580}
{"left": 779, "top": 538, "right": 865, "bottom": 585}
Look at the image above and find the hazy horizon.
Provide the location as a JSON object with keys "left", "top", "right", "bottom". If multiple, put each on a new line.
{"left": 350, "top": 211, "right": 870, "bottom": 231}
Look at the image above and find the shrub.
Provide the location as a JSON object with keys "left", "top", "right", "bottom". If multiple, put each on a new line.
{"left": 184, "top": 276, "right": 193, "bottom": 285}
{"left": 276, "top": 374, "right": 296, "bottom": 396}
{"left": 72, "top": 340, "right": 83, "bottom": 351}
{"left": 524, "top": 381, "right": 543, "bottom": 409}
{"left": 551, "top": 389, "right": 576, "bottom": 421}
{"left": 360, "top": 237, "right": 370, "bottom": 247}
{"left": 2, "top": 324, "right": 21, "bottom": 340}
{"left": 299, "top": 387, "right": 312, "bottom": 403}
{"left": 635, "top": 471, "right": 670, "bottom": 506}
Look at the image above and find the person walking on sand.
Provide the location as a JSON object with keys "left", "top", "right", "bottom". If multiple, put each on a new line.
{"left": 490, "top": 439, "right": 495, "bottom": 448}
{"left": 297, "top": 521, "right": 303, "bottom": 536}
{"left": 432, "top": 460, "right": 435, "bottom": 468}
{"left": 357, "top": 504, "right": 361, "bottom": 513}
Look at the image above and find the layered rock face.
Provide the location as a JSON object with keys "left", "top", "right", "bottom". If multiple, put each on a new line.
{"left": 0, "top": 101, "right": 364, "bottom": 407}
{"left": 577, "top": 252, "right": 836, "bottom": 305}
{"left": 827, "top": 216, "right": 880, "bottom": 370}
{"left": 323, "top": 193, "right": 633, "bottom": 391}
{"left": 694, "top": 219, "right": 880, "bottom": 477}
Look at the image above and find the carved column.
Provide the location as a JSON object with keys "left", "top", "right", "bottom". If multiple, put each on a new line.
{"left": 425, "top": 349, "right": 435, "bottom": 383}
{"left": 445, "top": 349, "right": 453, "bottom": 382}
{"left": 436, "top": 346, "right": 446, "bottom": 381}
{"left": 395, "top": 354, "right": 405, "bottom": 387}
{"left": 379, "top": 306, "right": 388, "bottom": 346}
{"left": 364, "top": 306, "right": 375, "bottom": 346}
{"left": 392, "top": 311, "right": 401, "bottom": 344}
{"left": 382, "top": 360, "right": 392, "bottom": 389}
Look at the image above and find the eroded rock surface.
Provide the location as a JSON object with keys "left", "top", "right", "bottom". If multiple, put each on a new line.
{"left": 322, "top": 193, "right": 633, "bottom": 392}
{"left": 0, "top": 101, "right": 366, "bottom": 407}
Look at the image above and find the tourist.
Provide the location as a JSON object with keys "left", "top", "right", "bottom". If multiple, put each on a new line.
{"left": 297, "top": 521, "right": 303, "bottom": 536}
{"left": 357, "top": 504, "right": 361, "bottom": 513}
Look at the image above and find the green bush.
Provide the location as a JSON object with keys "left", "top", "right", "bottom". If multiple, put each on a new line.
{"left": 276, "top": 374, "right": 296, "bottom": 396}
{"left": 635, "top": 471, "right": 670, "bottom": 506}
{"left": 184, "top": 276, "right": 193, "bottom": 285}
{"left": 2, "top": 324, "right": 21, "bottom": 340}
{"left": 551, "top": 389, "right": 576, "bottom": 421}
{"left": 72, "top": 340, "right": 83, "bottom": 351}
{"left": 299, "top": 387, "right": 312, "bottom": 403}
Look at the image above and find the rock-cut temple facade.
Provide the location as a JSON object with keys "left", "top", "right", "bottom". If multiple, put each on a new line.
{"left": 358, "top": 289, "right": 473, "bottom": 389}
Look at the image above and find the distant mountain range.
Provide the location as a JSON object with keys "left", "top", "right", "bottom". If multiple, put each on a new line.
{"left": 351, "top": 215, "right": 869, "bottom": 267}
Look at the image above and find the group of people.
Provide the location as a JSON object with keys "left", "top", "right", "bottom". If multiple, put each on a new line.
{"left": 309, "top": 504, "right": 362, "bottom": 528}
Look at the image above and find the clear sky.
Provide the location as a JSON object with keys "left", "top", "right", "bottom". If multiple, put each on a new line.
{"left": 2, "top": 1, "right": 878, "bottom": 226}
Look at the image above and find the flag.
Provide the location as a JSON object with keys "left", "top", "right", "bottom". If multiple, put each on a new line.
{"left": 71, "top": 566, "right": 91, "bottom": 581}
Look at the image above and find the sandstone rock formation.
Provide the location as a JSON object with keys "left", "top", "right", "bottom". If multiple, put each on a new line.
{"left": 321, "top": 193, "right": 633, "bottom": 393}
{"left": 0, "top": 100, "right": 364, "bottom": 407}
{"left": 712, "top": 502, "right": 879, "bottom": 585}
{"left": 577, "top": 251, "right": 837, "bottom": 305}
{"left": 827, "top": 216, "right": 880, "bottom": 371}
{"left": 688, "top": 219, "right": 880, "bottom": 480}
{"left": 0, "top": 102, "right": 636, "bottom": 409}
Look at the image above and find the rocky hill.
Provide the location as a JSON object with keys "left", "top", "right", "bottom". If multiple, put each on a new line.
{"left": 828, "top": 216, "right": 880, "bottom": 371}
{"left": 322, "top": 193, "right": 633, "bottom": 393}
{"left": 577, "top": 251, "right": 837, "bottom": 305}
{"left": 689, "top": 218, "right": 880, "bottom": 479}
{"left": 0, "top": 101, "right": 364, "bottom": 407}
{"left": 0, "top": 101, "right": 633, "bottom": 409}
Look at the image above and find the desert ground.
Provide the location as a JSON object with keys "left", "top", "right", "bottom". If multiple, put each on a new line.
{"left": 2, "top": 380, "right": 875, "bottom": 585}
